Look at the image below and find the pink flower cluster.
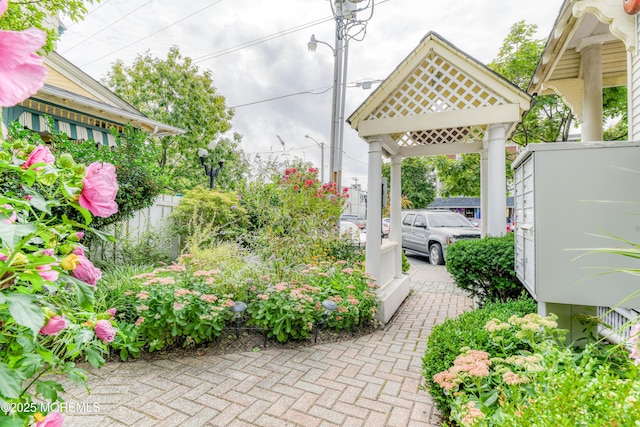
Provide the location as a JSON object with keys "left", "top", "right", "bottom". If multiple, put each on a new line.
{"left": 433, "top": 349, "right": 492, "bottom": 391}
{"left": 39, "top": 316, "right": 67, "bottom": 336}
{"left": 460, "top": 402, "right": 486, "bottom": 426}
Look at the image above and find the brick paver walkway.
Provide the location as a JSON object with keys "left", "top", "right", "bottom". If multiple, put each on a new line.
{"left": 59, "top": 257, "right": 473, "bottom": 426}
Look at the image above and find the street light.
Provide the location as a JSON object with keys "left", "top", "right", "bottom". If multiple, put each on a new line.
{"left": 307, "top": 0, "right": 375, "bottom": 193}
{"left": 197, "top": 147, "right": 224, "bottom": 189}
{"left": 305, "top": 134, "right": 326, "bottom": 183}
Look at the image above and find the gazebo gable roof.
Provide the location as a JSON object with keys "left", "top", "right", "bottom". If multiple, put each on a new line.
{"left": 348, "top": 32, "right": 531, "bottom": 156}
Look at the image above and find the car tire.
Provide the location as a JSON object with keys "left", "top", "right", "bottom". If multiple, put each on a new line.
{"left": 429, "top": 243, "right": 444, "bottom": 265}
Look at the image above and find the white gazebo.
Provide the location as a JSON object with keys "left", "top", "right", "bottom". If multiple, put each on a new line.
{"left": 347, "top": 32, "right": 532, "bottom": 322}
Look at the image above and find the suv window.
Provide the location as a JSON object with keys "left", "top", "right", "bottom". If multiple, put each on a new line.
{"left": 414, "top": 214, "right": 427, "bottom": 227}
{"left": 428, "top": 212, "right": 474, "bottom": 227}
{"left": 402, "top": 214, "right": 415, "bottom": 226}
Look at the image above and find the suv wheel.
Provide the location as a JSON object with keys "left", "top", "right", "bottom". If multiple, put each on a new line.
{"left": 429, "top": 243, "right": 444, "bottom": 265}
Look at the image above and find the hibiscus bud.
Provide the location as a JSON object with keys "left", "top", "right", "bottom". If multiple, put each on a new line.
{"left": 59, "top": 152, "right": 74, "bottom": 168}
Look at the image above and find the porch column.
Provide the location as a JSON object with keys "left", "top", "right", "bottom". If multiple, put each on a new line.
{"left": 580, "top": 43, "right": 603, "bottom": 142}
{"left": 486, "top": 123, "right": 508, "bottom": 237}
{"left": 480, "top": 148, "right": 488, "bottom": 237}
{"left": 389, "top": 155, "right": 403, "bottom": 278}
{"left": 365, "top": 135, "right": 383, "bottom": 283}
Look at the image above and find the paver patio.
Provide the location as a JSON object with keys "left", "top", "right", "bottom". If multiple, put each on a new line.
{"left": 59, "top": 257, "right": 473, "bottom": 426}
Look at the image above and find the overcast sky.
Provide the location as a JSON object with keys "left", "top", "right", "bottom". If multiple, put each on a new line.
{"left": 57, "top": 0, "right": 564, "bottom": 190}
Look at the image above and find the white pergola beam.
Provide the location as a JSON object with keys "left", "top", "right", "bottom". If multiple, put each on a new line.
{"left": 399, "top": 141, "right": 483, "bottom": 157}
{"left": 357, "top": 104, "right": 521, "bottom": 137}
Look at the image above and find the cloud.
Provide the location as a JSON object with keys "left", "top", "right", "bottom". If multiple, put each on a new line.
{"left": 57, "top": 0, "right": 562, "bottom": 189}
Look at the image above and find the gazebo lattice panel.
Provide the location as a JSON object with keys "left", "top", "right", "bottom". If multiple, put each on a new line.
{"left": 393, "top": 125, "right": 486, "bottom": 147}
{"left": 370, "top": 55, "right": 507, "bottom": 120}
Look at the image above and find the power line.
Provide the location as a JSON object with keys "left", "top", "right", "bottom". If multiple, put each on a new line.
{"left": 192, "top": 16, "right": 333, "bottom": 63}
{"left": 61, "top": 0, "right": 155, "bottom": 54}
{"left": 79, "top": 0, "right": 225, "bottom": 67}
{"left": 229, "top": 79, "right": 381, "bottom": 109}
{"left": 229, "top": 86, "right": 333, "bottom": 108}
{"left": 64, "top": 0, "right": 112, "bottom": 29}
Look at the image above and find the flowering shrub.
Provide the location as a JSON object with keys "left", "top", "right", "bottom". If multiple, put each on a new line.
{"left": 0, "top": 137, "right": 120, "bottom": 425}
{"left": 0, "top": 9, "right": 119, "bottom": 420}
{"left": 432, "top": 313, "right": 640, "bottom": 426}
{"left": 241, "top": 166, "right": 350, "bottom": 266}
{"left": 120, "top": 263, "right": 234, "bottom": 352}
{"left": 422, "top": 297, "right": 536, "bottom": 415}
{"left": 247, "top": 261, "right": 379, "bottom": 342}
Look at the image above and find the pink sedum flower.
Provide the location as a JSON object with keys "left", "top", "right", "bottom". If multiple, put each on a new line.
{"left": 37, "top": 263, "right": 59, "bottom": 282}
{"left": 106, "top": 307, "right": 117, "bottom": 318}
{"left": 79, "top": 162, "right": 119, "bottom": 218}
{"left": 23, "top": 145, "right": 54, "bottom": 169}
{"left": 0, "top": 0, "right": 47, "bottom": 107}
{"left": 39, "top": 315, "right": 67, "bottom": 336}
{"left": 94, "top": 319, "right": 116, "bottom": 343}
{"left": 35, "top": 411, "right": 64, "bottom": 427}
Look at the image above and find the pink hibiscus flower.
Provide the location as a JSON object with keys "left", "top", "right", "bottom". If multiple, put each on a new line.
{"left": 39, "top": 315, "right": 67, "bottom": 336}
{"left": 94, "top": 319, "right": 116, "bottom": 343}
{"left": 23, "top": 145, "right": 55, "bottom": 169}
{"left": 0, "top": 0, "right": 47, "bottom": 107}
{"left": 35, "top": 411, "right": 64, "bottom": 427}
{"left": 78, "top": 162, "right": 119, "bottom": 218}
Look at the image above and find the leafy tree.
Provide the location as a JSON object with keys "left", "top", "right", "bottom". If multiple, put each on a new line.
{"left": 104, "top": 46, "right": 241, "bottom": 193}
{"left": 382, "top": 157, "right": 436, "bottom": 208}
{"left": 0, "top": 0, "right": 99, "bottom": 52}
{"left": 488, "top": 20, "right": 576, "bottom": 144}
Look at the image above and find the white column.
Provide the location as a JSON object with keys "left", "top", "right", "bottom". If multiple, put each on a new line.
{"left": 581, "top": 43, "right": 603, "bottom": 142}
{"left": 365, "top": 135, "right": 383, "bottom": 283}
{"left": 389, "top": 155, "right": 403, "bottom": 278}
{"left": 486, "top": 124, "right": 508, "bottom": 237}
{"left": 480, "top": 148, "right": 488, "bottom": 238}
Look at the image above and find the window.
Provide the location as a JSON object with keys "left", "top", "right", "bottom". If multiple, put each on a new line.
{"left": 402, "top": 214, "right": 415, "bottom": 226}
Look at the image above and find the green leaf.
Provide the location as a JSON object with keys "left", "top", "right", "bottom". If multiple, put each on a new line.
{"left": 61, "top": 275, "right": 95, "bottom": 310}
{"left": 0, "top": 416, "right": 24, "bottom": 427}
{"left": 0, "top": 222, "right": 37, "bottom": 249}
{"left": 84, "top": 348, "right": 105, "bottom": 368}
{"left": 75, "top": 328, "right": 95, "bottom": 344}
{"left": 35, "top": 380, "right": 64, "bottom": 402}
{"left": 14, "top": 354, "right": 44, "bottom": 379}
{"left": 0, "top": 362, "right": 23, "bottom": 399}
{"left": 25, "top": 191, "right": 56, "bottom": 215}
{"left": 7, "top": 293, "right": 44, "bottom": 336}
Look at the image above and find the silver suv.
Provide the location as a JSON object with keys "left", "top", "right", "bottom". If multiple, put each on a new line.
{"left": 401, "top": 210, "right": 481, "bottom": 265}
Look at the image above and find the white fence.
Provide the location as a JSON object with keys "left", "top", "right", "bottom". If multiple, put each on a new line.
{"left": 90, "top": 195, "right": 182, "bottom": 262}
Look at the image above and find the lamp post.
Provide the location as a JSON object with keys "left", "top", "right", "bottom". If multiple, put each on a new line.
{"left": 307, "top": 0, "right": 375, "bottom": 193}
{"left": 304, "top": 134, "right": 326, "bottom": 182}
{"left": 197, "top": 147, "right": 224, "bottom": 189}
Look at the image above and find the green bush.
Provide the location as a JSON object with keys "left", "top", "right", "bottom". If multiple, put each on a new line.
{"left": 168, "top": 187, "right": 249, "bottom": 244}
{"left": 446, "top": 234, "right": 524, "bottom": 305}
{"left": 422, "top": 296, "right": 536, "bottom": 416}
{"left": 430, "top": 313, "right": 639, "bottom": 427}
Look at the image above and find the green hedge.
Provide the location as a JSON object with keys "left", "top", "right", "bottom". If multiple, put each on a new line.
{"left": 422, "top": 297, "right": 537, "bottom": 416}
{"left": 446, "top": 234, "right": 524, "bottom": 305}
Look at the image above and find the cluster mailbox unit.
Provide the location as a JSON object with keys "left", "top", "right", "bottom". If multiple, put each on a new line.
{"left": 512, "top": 141, "right": 640, "bottom": 337}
